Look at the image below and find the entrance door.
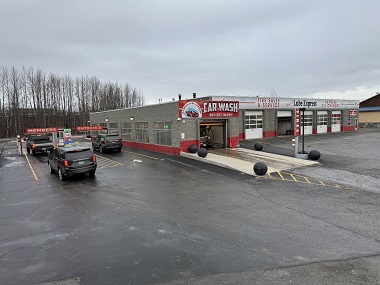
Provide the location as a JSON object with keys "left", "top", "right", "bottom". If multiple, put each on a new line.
{"left": 317, "top": 111, "right": 328, "bottom": 133}
{"left": 277, "top": 111, "right": 292, "bottom": 135}
{"left": 331, "top": 111, "right": 341, "bottom": 132}
{"left": 200, "top": 120, "right": 226, "bottom": 148}
{"left": 300, "top": 110, "right": 313, "bottom": 135}
{"left": 244, "top": 111, "right": 263, "bottom": 139}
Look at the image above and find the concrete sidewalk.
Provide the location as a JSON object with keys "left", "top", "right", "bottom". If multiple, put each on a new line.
{"left": 181, "top": 147, "right": 319, "bottom": 176}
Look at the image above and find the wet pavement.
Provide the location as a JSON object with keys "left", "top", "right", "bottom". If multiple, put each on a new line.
{"left": 2, "top": 130, "right": 380, "bottom": 284}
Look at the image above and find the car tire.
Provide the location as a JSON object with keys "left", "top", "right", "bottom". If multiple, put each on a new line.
{"left": 48, "top": 162, "right": 55, "bottom": 174}
{"left": 32, "top": 150, "right": 36, "bottom": 156}
{"left": 89, "top": 170, "right": 96, "bottom": 177}
{"left": 27, "top": 148, "right": 30, "bottom": 154}
{"left": 117, "top": 148, "right": 121, "bottom": 152}
{"left": 58, "top": 167, "right": 65, "bottom": 181}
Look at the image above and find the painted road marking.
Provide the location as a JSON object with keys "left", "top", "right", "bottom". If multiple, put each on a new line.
{"left": 96, "top": 155, "right": 123, "bottom": 169}
{"left": 265, "top": 171, "right": 350, "bottom": 189}
{"left": 24, "top": 154, "right": 39, "bottom": 181}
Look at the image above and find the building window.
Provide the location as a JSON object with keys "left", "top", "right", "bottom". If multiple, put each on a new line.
{"left": 331, "top": 113, "right": 341, "bottom": 124}
{"left": 109, "top": 122, "right": 119, "bottom": 134}
{"left": 99, "top": 122, "right": 107, "bottom": 128}
{"left": 317, "top": 114, "right": 328, "bottom": 125}
{"left": 154, "top": 121, "right": 172, "bottom": 146}
{"left": 121, "top": 122, "right": 132, "bottom": 141}
{"left": 244, "top": 114, "right": 263, "bottom": 129}
{"left": 301, "top": 114, "right": 313, "bottom": 126}
{"left": 135, "top": 122, "right": 149, "bottom": 143}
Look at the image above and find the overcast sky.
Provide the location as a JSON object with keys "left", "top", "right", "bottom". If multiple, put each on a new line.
{"left": 1, "top": 0, "right": 379, "bottom": 104}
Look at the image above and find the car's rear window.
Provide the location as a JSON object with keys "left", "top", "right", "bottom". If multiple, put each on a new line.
{"left": 105, "top": 135, "right": 120, "bottom": 140}
{"left": 30, "top": 135, "right": 50, "bottom": 141}
{"left": 65, "top": 149, "right": 92, "bottom": 160}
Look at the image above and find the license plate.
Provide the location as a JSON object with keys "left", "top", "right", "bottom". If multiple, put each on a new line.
{"left": 78, "top": 161, "right": 84, "bottom": 165}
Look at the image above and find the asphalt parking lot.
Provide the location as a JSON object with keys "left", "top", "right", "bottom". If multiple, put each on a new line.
{"left": 1, "top": 129, "right": 380, "bottom": 285}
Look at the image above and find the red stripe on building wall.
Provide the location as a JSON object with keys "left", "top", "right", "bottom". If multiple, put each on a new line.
{"left": 263, "top": 130, "right": 277, "bottom": 138}
{"left": 122, "top": 141, "right": 180, "bottom": 155}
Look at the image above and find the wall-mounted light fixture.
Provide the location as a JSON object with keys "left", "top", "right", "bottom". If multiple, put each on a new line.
{"left": 105, "top": 118, "right": 108, "bottom": 122}
{"left": 130, "top": 116, "right": 134, "bottom": 121}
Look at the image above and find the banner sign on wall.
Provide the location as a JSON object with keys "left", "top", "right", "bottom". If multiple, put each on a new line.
{"left": 210, "top": 96, "right": 360, "bottom": 110}
{"left": 26, "top": 127, "right": 63, "bottom": 133}
{"left": 179, "top": 100, "right": 240, "bottom": 118}
{"left": 76, "top": 126, "right": 105, "bottom": 132}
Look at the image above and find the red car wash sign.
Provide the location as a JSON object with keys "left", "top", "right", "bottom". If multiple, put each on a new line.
{"left": 26, "top": 127, "right": 61, "bottom": 133}
{"left": 76, "top": 126, "right": 105, "bottom": 132}
{"left": 179, "top": 100, "right": 239, "bottom": 118}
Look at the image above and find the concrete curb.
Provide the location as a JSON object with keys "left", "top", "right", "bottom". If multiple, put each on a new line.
{"left": 180, "top": 148, "right": 319, "bottom": 176}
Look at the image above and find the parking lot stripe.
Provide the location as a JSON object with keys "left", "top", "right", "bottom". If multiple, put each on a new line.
{"left": 319, "top": 180, "right": 326, "bottom": 186}
{"left": 24, "top": 154, "right": 38, "bottom": 181}
{"left": 304, "top": 176, "right": 311, "bottom": 184}
{"left": 289, "top": 174, "right": 298, "bottom": 182}
{"left": 95, "top": 155, "right": 123, "bottom": 169}
{"left": 278, "top": 171, "right": 285, "bottom": 180}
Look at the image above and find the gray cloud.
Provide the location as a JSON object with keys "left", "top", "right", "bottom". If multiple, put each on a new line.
{"left": 1, "top": 0, "right": 379, "bottom": 103}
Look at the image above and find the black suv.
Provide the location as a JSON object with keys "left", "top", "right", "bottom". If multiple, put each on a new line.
{"left": 48, "top": 145, "right": 97, "bottom": 181}
{"left": 92, "top": 134, "right": 122, "bottom": 153}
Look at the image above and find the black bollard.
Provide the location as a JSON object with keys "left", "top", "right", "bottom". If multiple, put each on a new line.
{"left": 254, "top": 142, "right": 263, "bottom": 151}
{"left": 189, "top": 144, "right": 198, "bottom": 153}
{"left": 308, "top": 150, "right": 321, "bottom": 160}
{"left": 197, "top": 147, "right": 208, "bottom": 158}
{"left": 253, "top": 162, "right": 268, "bottom": 175}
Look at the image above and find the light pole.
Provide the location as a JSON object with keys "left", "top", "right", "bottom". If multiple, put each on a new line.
{"left": 300, "top": 108, "right": 305, "bottom": 154}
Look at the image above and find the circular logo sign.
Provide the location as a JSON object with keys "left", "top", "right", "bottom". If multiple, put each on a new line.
{"left": 181, "top": 101, "right": 202, "bottom": 118}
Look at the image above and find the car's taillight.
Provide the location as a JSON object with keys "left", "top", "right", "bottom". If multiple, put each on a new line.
{"left": 32, "top": 143, "right": 35, "bottom": 149}
{"left": 63, "top": 160, "right": 69, "bottom": 167}
{"left": 93, "top": 155, "right": 96, "bottom": 162}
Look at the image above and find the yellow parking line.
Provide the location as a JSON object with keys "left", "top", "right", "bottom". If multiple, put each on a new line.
{"left": 304, "top": 176, "right": 312, "bottom": 184}
{"left": 277, "top": 171, "right": 285, "bottom": 180}
{"left": 289, "top": 174, "right": 298, "bottom": 182}
{"left": 24, "top": 154, "right": 38, "bottom": 181}
{"left": 98, "top": 161, "right": 121, "bottom": 168}
{"left": 319, "top": 180, "right": 326, "bottom": 186}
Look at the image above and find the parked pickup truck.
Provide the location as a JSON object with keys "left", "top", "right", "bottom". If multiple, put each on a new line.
{"left": 26, "top": 134, "right": 54, "bottom": 155}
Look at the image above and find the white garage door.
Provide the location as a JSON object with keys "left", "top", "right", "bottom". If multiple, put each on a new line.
{"left": 331, "top": 111, "right": 341, "bottom": 132}
{"left": 300, "top": 110, "right": 313, "bottom": 135}
{"left": 245, "top": 111, "right": 263, "bottom": 139}
{"left": 317, "top": 111, "right": 328, "bottom": 134}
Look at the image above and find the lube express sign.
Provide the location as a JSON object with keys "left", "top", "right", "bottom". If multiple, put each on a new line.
{"left": 240, "top": 97, "right": 360, "bottom": 110}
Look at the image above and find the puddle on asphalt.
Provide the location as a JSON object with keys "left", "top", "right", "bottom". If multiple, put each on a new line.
{"left": 4, "top": 157, "right": 24, "bottom": 167}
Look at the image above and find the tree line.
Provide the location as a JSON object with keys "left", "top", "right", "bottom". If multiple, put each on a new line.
{"left": 0, "top": 66, "right": 145, "bottom": 138}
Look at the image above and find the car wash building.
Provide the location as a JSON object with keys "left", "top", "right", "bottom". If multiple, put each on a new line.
{"left": 89, "top": 95, "right": 359, "bottom": 155}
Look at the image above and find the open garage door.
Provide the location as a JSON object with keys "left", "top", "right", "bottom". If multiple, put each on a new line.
{"left": 277, "top": 111, "right": 292, "bottom": 136}
{"left": 317, "top": 111, "right": 328, "bottom": 133}
{"left": 200, "top": 120, "right": 226, "bottom": 148}
{"left": 245, "top": 111, "right": 263, "bottom": 139}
